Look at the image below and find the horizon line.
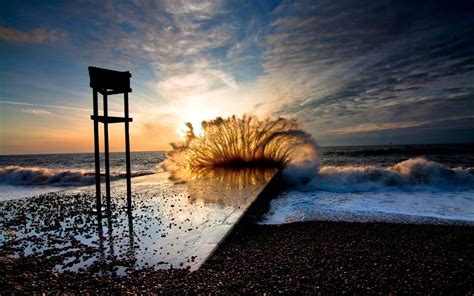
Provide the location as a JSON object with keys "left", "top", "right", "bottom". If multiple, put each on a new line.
{"left": 1, "top": 142, "right": 473, "bottom": 157}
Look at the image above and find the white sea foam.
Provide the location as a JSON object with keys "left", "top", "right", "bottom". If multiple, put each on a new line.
{"left": 261, "top": 190, "right": 474, "bottom": 224}
{"left": 264, "top": 157, "right": 474, "bottom": 224}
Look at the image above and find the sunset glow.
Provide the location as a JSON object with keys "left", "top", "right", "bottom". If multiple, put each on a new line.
{"left": 1, "top": 0, "right": 474, "bottom": 154}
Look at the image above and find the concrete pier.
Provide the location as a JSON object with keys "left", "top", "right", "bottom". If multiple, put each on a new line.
{"left": 0, "top": 168, "right": 280, "bottom": 273}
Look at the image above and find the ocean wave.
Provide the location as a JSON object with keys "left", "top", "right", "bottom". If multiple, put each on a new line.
{"left": 292, "top": 157, "right": 474, "bottom": 193}
{"left": 0, "top": 166, "right": 154, "bottom": 186}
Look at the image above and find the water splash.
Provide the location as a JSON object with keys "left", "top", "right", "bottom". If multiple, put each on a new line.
{"left": 161, "top": 114, "right": 319, "bottom": 184}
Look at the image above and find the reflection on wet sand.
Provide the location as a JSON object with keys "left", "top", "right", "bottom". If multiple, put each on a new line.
{"left": 127, "top": 209, "right": 135, "bottom": 263}
{"left": 170, "top": 167, "right": 277, "bottom": 207}
{"left": 96, "top": 208, "right": 136, "bottom": 275}
{"left": 170, "top": 167, "right": 276, "bottom": 186}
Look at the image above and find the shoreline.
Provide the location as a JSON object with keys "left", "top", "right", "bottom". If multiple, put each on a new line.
{"left": 2, "top": 220, "right": 473, "bottom": 294}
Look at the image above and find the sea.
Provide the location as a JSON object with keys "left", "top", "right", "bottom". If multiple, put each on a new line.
{"left": 1, "top": 144, "right": 473, "bottom": 224}
{"left": 0, "top": 151, "right": 165, "bottom": 200}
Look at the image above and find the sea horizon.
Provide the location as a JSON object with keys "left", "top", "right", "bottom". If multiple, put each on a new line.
{"left": 1, "top": 141, "right": 474, "bottom": 156}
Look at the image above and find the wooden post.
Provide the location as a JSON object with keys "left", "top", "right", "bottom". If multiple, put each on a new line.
{"left": 124, "top": 92, "right": 132, "bottom": 211}
{"left": 93, "top": 89, "right": 101, "bottom": 215}
{"left": 103, "top": 93, "right": 111, "bottom": 212}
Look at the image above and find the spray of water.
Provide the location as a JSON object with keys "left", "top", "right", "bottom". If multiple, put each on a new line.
{"left": 161, "top": 114, "right": 320, "bottom": 184}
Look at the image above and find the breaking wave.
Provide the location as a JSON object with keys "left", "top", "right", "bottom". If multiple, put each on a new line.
{"left": 0, "top": 166, "right": 153, "bottom": 186}
{"left": 161, "top": 114, "right": 320, "bottom": 184}
{"left": 300, "top": 157, "right": 474, "bottom": 193}
{"left": 0, "top": 166, "right": 94, "bottom": 186}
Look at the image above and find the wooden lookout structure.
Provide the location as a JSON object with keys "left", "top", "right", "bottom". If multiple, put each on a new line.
{"left": 89, "top": 66, "right": 133, "bottom": 214}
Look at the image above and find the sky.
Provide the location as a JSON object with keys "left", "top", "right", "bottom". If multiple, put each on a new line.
{"left": 1, "top": 0, "right": 473, "bottom": 154}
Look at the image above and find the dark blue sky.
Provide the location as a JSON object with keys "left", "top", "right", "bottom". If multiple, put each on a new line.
{"left": 1, "top": 0, "right": 473, "bottom": 153}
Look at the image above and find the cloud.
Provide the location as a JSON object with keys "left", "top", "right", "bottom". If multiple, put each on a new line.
{"left": 20, "top": 108, "right": 53, "bottom": 115}
{"left": 162, "top": 0, "right": 222, "bottom": 20}
{"left": 3, "top": 0, "right": 473, "bottom": 148}
{"left": 82, "top": 0, "right": 259, "bottom": 131}
{"left": 254, "top": 0, "right": 474, "bottom": 144}
{"left": 156, "top": 61, "right": 238, "bottom": 99}
{"left": 322, "top": 117, "right": 474, "bottom": 146}
{"left": 0, "top": 99, "right": 90, "bottom": 112}
{"left": 0, "top": 26, "right": 67, "bottom": 44}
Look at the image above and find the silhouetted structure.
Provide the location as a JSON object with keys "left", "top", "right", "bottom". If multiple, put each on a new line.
{"left": 89, "top": 66, "right": 133, "bottom": 214}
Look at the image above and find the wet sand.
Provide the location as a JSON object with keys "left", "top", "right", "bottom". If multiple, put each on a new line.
{"left": 2, "top": 219, "right": 473, "bottom": 294}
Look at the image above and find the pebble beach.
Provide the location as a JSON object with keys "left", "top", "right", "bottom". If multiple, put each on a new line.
{"left": 2, "top": 205, "right": 473, "bottom": 294}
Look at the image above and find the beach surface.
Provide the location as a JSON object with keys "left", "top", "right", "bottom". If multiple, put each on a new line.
{"left": 1, "top": 162, "right": 473, "bottom": 294}
{"left": 2, "top": 220, "right": 473, "bottom": 294}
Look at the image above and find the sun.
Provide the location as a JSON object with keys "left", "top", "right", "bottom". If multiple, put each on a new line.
{"left": 176, "top": 96, "right": 221, "bottom": 139}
